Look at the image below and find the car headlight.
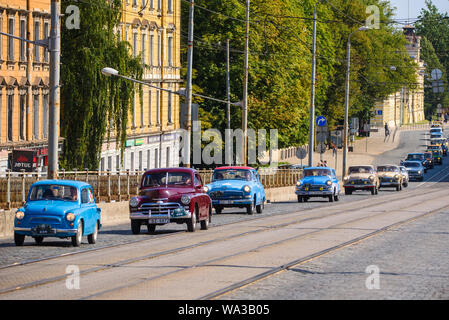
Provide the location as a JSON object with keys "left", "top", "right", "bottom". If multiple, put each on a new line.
{"left": 369, "top": 175, "right": 375, "bottom": 181}
{"left": 417, "top": 170, "right": 422, "bottom": 174}
{"left": 243, "top": 185, "right": 251, "bottom": 193}
{"left": 296, "top": 181, "right": 301, "bottom": 186}
{"left": 129, "top": 197, "right": 140, "bottom": 208}
{"left": 15, "top": 211, "right": 25, "bottom": 220}
{"left": 343, "top": 176, "right": 349, "bottom": 181}
{"left": 394, "top": 174, "right": 400, "bottom": 180}
{"left": 181, "top": 195, "right": 191, "bottom": 205}
{"left": 326, "top": 180, "right": 332, "bottom": 186}
{"left": 203, "top": 186, "right": 209, "bottom": 193}
{"left": 66, "top": 212, "right": 76, "bottom": 222}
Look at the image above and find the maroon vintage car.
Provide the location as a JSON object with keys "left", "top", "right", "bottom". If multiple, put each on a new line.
{"left": 129, "top": 168, "right": 212, "bottom": 234}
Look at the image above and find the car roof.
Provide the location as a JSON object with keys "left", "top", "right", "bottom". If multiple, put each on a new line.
{"left": 304, "top": 167, "right": 333, "bottom": 170}
{"left": 214, "top": 166, "right": 255, "bottom": 170}
{"left": 408, "top": 152, "right": 424, "bottom": 155}
{"left": 31, "top": 180, "right": 91, "bottom": 188}
{"left": 143, "top": 167, "right": 198, "bottom": 174}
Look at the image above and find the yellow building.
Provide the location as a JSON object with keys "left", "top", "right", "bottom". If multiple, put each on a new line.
{"left": 99, "top": 0, "right": 182, "bottom": 171}
{"left": 371, "top": 25, "right": 425, "bottom": 128}
{"left": 0, "top": 0, "right": 52, "bottom": 170}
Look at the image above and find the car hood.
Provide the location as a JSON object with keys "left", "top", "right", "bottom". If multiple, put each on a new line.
{"left": 139, "top": 187, "right": 193, "bottom": 203}
{"left": 378, "top": 172, "right": 400, "bottom": 177}
{"left": 206, "top": 180, "right": 251, "bottom": 191}
{"left": 405, "top": 167, "right": 422, "bottom": 172}
{"left": 300, "top": 176, "right": 333, "bottom": 185}
{"left": 24, "top": 200, "right": 80, "bottom": 216}
{"left": 347, "top": 173, "right": 374, "bottom": 179}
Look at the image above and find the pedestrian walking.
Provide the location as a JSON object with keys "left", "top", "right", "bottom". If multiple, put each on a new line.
{"left": 384, "top": 122, "right": 390, "bottom": 142}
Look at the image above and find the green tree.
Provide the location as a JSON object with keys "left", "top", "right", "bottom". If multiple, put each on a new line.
{"left": 60, "top": 0, "right": 143, "bottom": 170}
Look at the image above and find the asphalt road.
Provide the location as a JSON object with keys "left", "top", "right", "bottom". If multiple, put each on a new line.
{"left": 0, "top": 129, "right": 437, "bottom": 268}
{"left": 1, "top": 129, "right": 449, "bottom": 300}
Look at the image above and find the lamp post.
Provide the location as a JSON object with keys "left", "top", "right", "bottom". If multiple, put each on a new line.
{"left": 342, "top": 26, "right": 369, "bottom": 179}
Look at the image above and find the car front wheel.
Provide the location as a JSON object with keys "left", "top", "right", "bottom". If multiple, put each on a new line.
{"left": 71, "top": 221, "right": 83, "bottom": 247}
{"left": 14, "top": 233, "right": 25, "bottom": 246}
{"left": 187, "top": 211, "right": 197, "bottom": 232}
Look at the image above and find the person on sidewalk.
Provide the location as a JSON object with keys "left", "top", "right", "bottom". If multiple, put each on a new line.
{"left": 384, "top": 123, "right": 390, "bottom": 142}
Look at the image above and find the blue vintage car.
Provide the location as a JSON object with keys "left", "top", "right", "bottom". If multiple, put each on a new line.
{"left": 13, "top": 180, "right": 101, "bottom": 247}
{"left": 205, "top": 166, "right": 266, "bottom": 215}
{"left": 295, "top": 167, "right": 340, "bottom": 202}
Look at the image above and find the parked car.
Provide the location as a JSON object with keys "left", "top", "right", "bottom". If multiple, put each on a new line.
{"left": 403, "top": 153, "right": 428, "bottom": 172}
{"left": 205, "top": 166, "right": 266, "bottom": 215}
{"left": 424, "top": 152, "right": 434, "bottom": 169}
{"left": 343, "top": 165, "right": 379, "bottom": 195}
{"left": 402, "top": 160, "right": 425, "bottom": 181}
{"left": 296, "top": 167, "right": 340, "bottom": 202}
{"left": 399, "top": 166, "right": 409, "bottom": 187}
{"left": 129, "top": 168, "right": 212, "bottom": 233}
{"left": 426, "top": 145, "right": 443, "bottom": 165}
{"left": 13, "top": 180, "right": 101, "bottom": 247}
{"left": 377, "top": 165, "right": 403, "bottom": 191}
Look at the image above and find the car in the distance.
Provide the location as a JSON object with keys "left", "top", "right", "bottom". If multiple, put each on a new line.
{"left": 14, "top": 180, "right": 101, "bottom": 247}
{"left": 296, "top": 167, "right": 340, "bottom": 202}
{"left": 430, "top": 138, "right": 448, "bottom": 156}
{"left": 399, "top": 166, "right": 409, "bottom": 187}
{"left": 205, "top": 166, "right": 266, "bottom": 215}
{"left": 404, "top": 153, "right": 428, "bottom": 172}
{"left": 377, "top": 165, "right": 403, "bottom": 191}
{"left": 129, "top": 168, "right": 212, "bottom": 233}
{"left": 343, "top": 165, "right": 379, "bottom": 195}
{"left": 402, "top": 160, "right": 425, "bottom": 181}
{"left": 427, "top": 145, "right": 443, "bottom": 165}
{"left": 424, "top": 151, "right": 434, "bottom": 169}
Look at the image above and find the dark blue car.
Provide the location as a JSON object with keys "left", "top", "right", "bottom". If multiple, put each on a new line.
{"left": 14, "top": 180, "right": 101, "bottom": 247}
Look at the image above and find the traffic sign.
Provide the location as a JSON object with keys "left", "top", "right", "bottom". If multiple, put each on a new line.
{"left": 316, "top": 116, "right": 327, "bottom": 127}
{"left": 431, "top": 69, "right": 443, "bottom": 81}
{"left": 296, "top": 147, "right": 307, "bottom": 160}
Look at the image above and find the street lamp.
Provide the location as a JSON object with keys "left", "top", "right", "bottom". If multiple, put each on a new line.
{"left": 342, "top": 26, "right": 369, "bottom": 179}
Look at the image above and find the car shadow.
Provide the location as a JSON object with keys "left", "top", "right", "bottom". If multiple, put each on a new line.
{"left": 99, "top": 229, "right": 181, "bottom": 236}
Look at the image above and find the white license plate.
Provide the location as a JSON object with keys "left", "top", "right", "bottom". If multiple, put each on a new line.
{"left": 148, "top": 217, "right": 170, "bottom": 224}
{"left": 219, "top": 200, "right": 234, "bottom": 204}
{"left": 308, "top": 191, "right": 323, "bottom": 195}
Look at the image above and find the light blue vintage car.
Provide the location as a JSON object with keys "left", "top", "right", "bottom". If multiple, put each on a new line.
{"left": 295, "top": 167, "right": 340, "bottom": 202}
{"left": 13, "top": 180, "right": 101, "bottom": 247}
{"left": 205, "top": 166, "right": 266, "bottom": 215}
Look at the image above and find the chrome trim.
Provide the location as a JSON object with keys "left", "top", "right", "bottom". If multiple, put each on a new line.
{"left": 14, "top": 227, "right": 31, "bottom": 231}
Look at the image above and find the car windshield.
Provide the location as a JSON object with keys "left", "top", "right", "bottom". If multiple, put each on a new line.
{"left": 348, "top": 166, "right": 375, "bottom": 174}
{"left": 430, "top": 129, "right": 442, "bottom": 133}
{"left": 142, "top": 172, "right": 192, "bottom": 187}
{"left": 377, "top": 166, "right": 399, "bottom": 172}
{"left": 407, "top": 154, "right": 423, "bottom": 160}
{"left": 29, "top": 184, "right": 78, "bottom": 201}
{"left": 304, "top": 169, "right": 331, "bottom": 177}
{"left": 212, "top": 169, "right": 252, "bottom": 181}
{"left": 404, "top": 162, "right": 420, "bottom": 168}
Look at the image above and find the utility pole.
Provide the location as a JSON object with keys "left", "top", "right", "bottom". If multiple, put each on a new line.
{"left": 48, "top": 0, "right": 60, "bottom": 179}
{"left": 226, "top": 38, "right": 232, "bottom": 165}
{"left": 242, "top": 0, "right": 250, "bottom": 166}
{"left": 185, "top": 0, "right": 195, "bottom": 168}
{"left": 342, "top": 35, "right": 351, "bottom": 180}
{"left": 308, "top": 2, "right": 318, "bottom": 167}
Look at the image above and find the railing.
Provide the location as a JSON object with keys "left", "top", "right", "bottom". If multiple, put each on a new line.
{"left": 0, "top": 168, "right": 303, "bottom": 210}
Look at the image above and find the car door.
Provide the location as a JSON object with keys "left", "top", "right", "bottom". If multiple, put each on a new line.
{"left": 194, "top": 173, "right": 205, "bottom": 218}
{"left": 331, "top": 169, "right": 339, "bottom": 193}
{"left": 80, "top": 187, "right": 94, "bottom": 234}
{"left": 254, "top": 170, "right": 265, "bottom": 203}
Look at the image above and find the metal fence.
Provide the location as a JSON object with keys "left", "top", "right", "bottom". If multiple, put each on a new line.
{"left": 0, "top": 168, "right": 303, "bottom": 210}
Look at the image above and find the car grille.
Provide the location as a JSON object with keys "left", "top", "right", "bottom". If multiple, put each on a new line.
{"left": 210, "top": 191, "right": 244, "bottom": 200}
{"left": 137, "top": 203, "right": 183, "bottom": 215}
{"left": 301, "top": 184, "right": 329, "bottom": 191}
{"left": 408, "top": 171, "right": 421, "bottom": 177}
{"left": 380, "top": 177, "right": 396, "bottom": 182}
{"left": 348, "top": 179, "right": 369, "bottom": 185}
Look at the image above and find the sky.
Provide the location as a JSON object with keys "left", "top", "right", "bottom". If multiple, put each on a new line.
{"left": 389, "top": 0, "right": 449, "bottom": 22}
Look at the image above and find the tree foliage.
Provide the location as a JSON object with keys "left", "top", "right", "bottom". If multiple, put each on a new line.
{"left": 60, "top": 0, "right": 143, "bottom": 170}
{"left": 181, "top": 0, "right": 417, "bottom": 151}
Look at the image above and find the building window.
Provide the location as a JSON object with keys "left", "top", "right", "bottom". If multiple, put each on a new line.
{"left": 168, "top": 85, "right": 172, "bottom": 124}
{"left": 132, "top": 92, "right": 136, "bottom": 128}
{"left": 43, "top": 22, "right": 49, "bottom": 63}
{"left": 139, "top": 150, "right": 143, "bottom": 171}
{"left": 7, "top": 94, "right": 14, "bottom": 141}
{"left": 148, "top": 88, "right": 152, "bottom": 125}
{"left": 42, "top": 94, "right": 49, "bottom": 138}
{"left": 157, "top": 0, "right": 161, "bottom": 11}
{"left": 130, "top": 152, "right": 135, "bottom": 171}
{"left": 33, "top": 93, "right": 39, "bottom": 139}
{"left": 100, "top": 158, "right": 105, "bottom": 171}
{"left": 140, "top": 91, "right": 144, "bottom": 127}
{"left": 157, "top": 32, "right": 161, "bottom": 66}
{"left": 168, "top": 36, "right": 173, "bottom": 67}
{"left": 117, "top": 26, "right": 122, "bottom": 42}
{"left": 116, "top": 155, "right": 120, "bottom": 171}
{"left": 19, "top": 95, "right": 26, "bottom": 140}
{"left": 147, "top": 149, "right": 151, "bottom": 169}
{"left": 150, "top": 0, "right": 154, "bottom": 10}
{"left": 8, "top": 17, "right": 14, "bottom": 61}
{"left": 0, "top": 15, "right": 3, "bottom": 60}
{"left": 133, "top": 32, "right": 138, "bottom": 58}
{"left": 20, "top": 19, "right": 26, "bottom": 61}
{"left": 149, "top": 34, "right": 154, "bottom": 66}
{"left": 168, "top": 0, "right": 173, "bottom": 13}
{"left": 156, "top": 89, "right": 160, "bottom": 124}
{"left": 154, "top": 148, "right": 158, "bottom": 168}
{"left": 141, "top": 33, "right": 146, "bottom": 64}
{"left": 34, "top": 20, "right": 40, "bottom": 62}
{"left": 108, "top": 156, "right": 112, "bottom": 170}
{"left": 166, "top": 147, "right": 170, "bottom": 167}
